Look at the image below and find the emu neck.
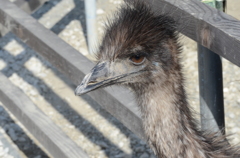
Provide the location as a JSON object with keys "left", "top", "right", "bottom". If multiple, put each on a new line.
{"left": 136, "top": 78, "right": 206, "bottom": 158}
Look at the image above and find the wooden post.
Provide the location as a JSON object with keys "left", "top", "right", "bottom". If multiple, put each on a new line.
{"left": 198, "top": 0, "right": 225, "bottom": 133}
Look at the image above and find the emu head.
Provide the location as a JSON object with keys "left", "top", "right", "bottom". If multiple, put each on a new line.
{"left": 75, "top": 2, "right": 180, "bottom": 95}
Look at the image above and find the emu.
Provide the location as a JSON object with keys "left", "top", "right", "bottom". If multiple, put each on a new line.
{"left": 75, "top": 1, "right": 240, "bottom": 157}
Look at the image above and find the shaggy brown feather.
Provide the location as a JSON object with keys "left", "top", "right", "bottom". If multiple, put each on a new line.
{"left": 94, "top": 1, "right": 240, "bottom": 158}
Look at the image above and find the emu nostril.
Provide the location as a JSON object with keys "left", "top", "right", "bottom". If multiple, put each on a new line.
{"left": 88, "top": 80, "right": 98, "bottom": 85}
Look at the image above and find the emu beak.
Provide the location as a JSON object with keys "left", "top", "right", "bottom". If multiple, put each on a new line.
{"left": 75, "top": 62, "right": 113, "bottom": 95}
{"left": 75, "top": 60, "right": 142, "bottom": 95}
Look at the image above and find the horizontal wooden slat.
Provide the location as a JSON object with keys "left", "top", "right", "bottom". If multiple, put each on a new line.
{"left": 14, "top": 0, "right": 48, "bottom": 14}
{"left": 0, "top": 0, "right": 145, "bottom": 140}
{"left": 0, "top": 0, "right": 45, "bottom": 37}
{"left": 125, "top": 0, "right": 240, "bottom": 67}
{"left": 0, "top": 73, "right": 88, "bottom": 158}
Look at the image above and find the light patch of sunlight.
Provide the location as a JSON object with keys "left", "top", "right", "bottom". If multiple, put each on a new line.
{"left": 0, "top": 59, "right": 6, "bottom": 70}
{"left": 38, "top": 0, "right": 75, "bottom": 29}
{"left": 9, "top": 73, "right": 39, "bottom": 102}
{"left": 9, "top": 67, "right": 132, "bottom": 155}
{"left": 8, "top": 72, "right": 106, "bottom": 156}
{"left": 37, "top": 68, "right": 132, "bottom": 155}
{"left": 58, "top": 20, "right": 88, "bottom": 56}
{"left": 3, "top": 39, "right": 24, "bottom": 56}
{"left": 24, "top": 56, "right": 47, "bottom": 77}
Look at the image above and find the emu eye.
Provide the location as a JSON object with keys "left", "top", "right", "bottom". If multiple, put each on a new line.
{"left": 129, "top": 54, "right": 146, "bottom": 65}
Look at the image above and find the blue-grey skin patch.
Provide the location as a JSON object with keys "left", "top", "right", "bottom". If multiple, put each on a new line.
{"left": 152, "top": 62, "right": 159, "bottom": 67}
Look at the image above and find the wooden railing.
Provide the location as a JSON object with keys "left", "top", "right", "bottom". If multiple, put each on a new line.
{"left": 0, "top": 0, "right": 239, "bottom": 157}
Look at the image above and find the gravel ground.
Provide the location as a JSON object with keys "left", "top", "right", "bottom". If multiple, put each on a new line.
{"left": 0, "top": 0, "right": 239, "bottom": 158}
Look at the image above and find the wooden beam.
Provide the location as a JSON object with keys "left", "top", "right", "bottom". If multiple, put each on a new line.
{"left": 125, "top": 0, "right": 240, "bottom": 67}
{"left": 0, "top": 0, "right": 46, "bottom": 37}
{"left": 0, "top": 0, "right": 145, "bottom": 140}
{"left": 14, "top": 0, "right": 48, "bottom": 14}
{"left": 0, "top": 73, "right": 89, "bottom": 158}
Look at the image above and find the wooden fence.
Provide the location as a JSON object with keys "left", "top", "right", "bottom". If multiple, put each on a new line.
{"left": 0, "top": 0, "right": 239, "bottom": 157}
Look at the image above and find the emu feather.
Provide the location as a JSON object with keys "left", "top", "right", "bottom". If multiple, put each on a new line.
{"left": 75, "top": 1, "right": 240, "bottom": 158}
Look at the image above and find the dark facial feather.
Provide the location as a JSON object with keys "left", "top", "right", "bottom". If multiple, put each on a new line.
{"left": 76, "top": 1, "right": 240, "bottom": 157}
{"left": 97, "top": 2, "right": 178, "bottom": 62}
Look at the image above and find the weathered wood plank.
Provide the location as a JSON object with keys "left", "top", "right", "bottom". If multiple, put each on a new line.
{"left": 0, "top": 0, "right": 46, "bottom": 37}
{"left": 14, "top": 0, "right": 48, "bottom": 14}
{"left": 197, "top": 0, "right": 225, "bottom": 133}
{"left": 125, "top": 0, "right": 240, "bottom": 67}
{"left": 0, "top": 0, "right": 145, "bottom": 140}
{"left": 0, "top": 73, "right": 89, "bottom": 158}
